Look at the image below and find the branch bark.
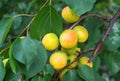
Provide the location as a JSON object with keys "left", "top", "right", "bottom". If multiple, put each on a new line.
{"left": 89, "top": 8, "right": 120, "bottom": 62}
{"left": 56, "top": 8, "right": 120, "bottom": 81}
{"left": 70, "top": 14, "right": 110, "bottom": 29}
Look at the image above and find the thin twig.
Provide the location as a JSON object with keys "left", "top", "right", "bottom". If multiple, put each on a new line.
{"left": 89, "top": 8, "right": 120, "bottom": 62}
{"left": 70, "top": 14, "right": 110, "bottom": 29}
{"left": 0, "top": 46, "right": 10, "bottom": 54}
{"left": 17, "top": 0, "right": 49, "bottom": 37}
{"left": 56, "top": 48, "right": 94, "bottom": 81}
{"left": 12, "top": 14, "right": 35, "bottom": 19}
{"left": 39, "top": 0, "right": 49, "bottom": 10}
{"left": 19, "top": 74, "right": 23, "bottom": 81}
{"left": 67, "top": 48, "right": 94, "bottom": 68}
{"left": 17, "top": 16, "right": 35, "bottom": 37}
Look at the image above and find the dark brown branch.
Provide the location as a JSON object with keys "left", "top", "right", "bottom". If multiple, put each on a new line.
{"left": 55, "top": 48, "right": 94, "bottom": 81}
{"left": 56, "top": 8, "right": 120, "bottom": 81}
{"left": 67, "top": 48, "right": 94, "bottom": 68}
{"left": 70, "top": 14, "right": 110, "bottom": 29}
{"left": 89, "top": 8, "right": 120, "bottom": 62}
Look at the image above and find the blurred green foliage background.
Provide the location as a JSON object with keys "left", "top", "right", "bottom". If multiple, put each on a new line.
{"left": 0, "top": 0, "right": 120, "bottom": 81}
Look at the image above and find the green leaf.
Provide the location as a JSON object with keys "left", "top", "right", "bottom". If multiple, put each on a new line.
{"left": 112, "top": 21, "right": 120, "bottom": 33}
{"left": 94, "top": 73, "right": 106, "bottom": 81}
{"left": 105, "top": 21, "right": 120, "bottom": 52}
{"left": 44, "top": 64, "right": 55, "bottom": 76}
{"left": 11, "top": 16, "right": 32, "bottom": 35}
{"left": 30, "top": 5, "right": 62, "bottom": 40}
{"left": 26, "top": 40, "right": 48, "bottom": 78}
{"left": 63, "top": 69, "right": 82, "bottom": 81}
{"left": 77, "top": 65, "right": 95, "bottom": 81}
{"left": 114, "top": 0, "right": 120, "bottom": 5}
{"left": 84, "top": 18, "right": 102, "bottom": 42}
{"left": 103, "top": 53, "right": 120, "bottom": 75}
{"left": 11, "top": 37, "right": 37, "bottom": 68}
{"left": 63, "top": 0, "right": 96, "bottom": 15}
{"left": 9, "top": 46, "right": 19, "bottom": 73}
{"left": 10, "top": 38, "right": 47, "bottom": 78}
{"left": 31, "top": 76, "right": 43, "bottom": 81}
{"left": 43, "top": 75, "right": 52, "bottom": 81}
{"left": 105, "top": 34, "right": 120, "bottom": 51}
{"left": 10, "top": 12, "right": 22, "bottom": 33}
{"left": 93, "top": 56, "right": 101, "bottom": 72}
{"left": 0, "top": 18, "right": 13, "bottom": 45}
{"left": 0, "top": 56, "right": 5, "bottom": 81}
{"left": 4, "top": 67, "right": 21, "bottom": 81}
{"left": 113, "top": 71, "right": 120, "bottom": 81}
{"left": 84, "top": 18, "right": 103, "bottom": 50}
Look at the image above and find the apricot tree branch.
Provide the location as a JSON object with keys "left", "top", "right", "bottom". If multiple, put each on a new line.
{"left": 70, "top": 14, "right": 110, "bottom": 29}
{"left": 56, "top": 48, "right": 94, "bottom": 81}
{"left": 63, "top": 48, "right": 94, "bottom": 69}
{"left": 89, "top": 8, "right": 120, "bottom": 62}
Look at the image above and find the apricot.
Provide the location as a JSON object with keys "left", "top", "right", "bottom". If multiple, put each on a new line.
{"left": 49, "top": 51, "right": 67, "bottom": 70}
{"left": 42, "top": 33, "right": 59, "bottom": 51}
{"left": 61, "top": 6, "right": 79, "bottom": 23}
{"left": 78, "top": 57, "right": 93, "bottom": 68}
{"left": 73, "top": 25, "right": 88, "bottom": 43}
{"left": 60, "top": 29, "right": 78, "bottom": 49}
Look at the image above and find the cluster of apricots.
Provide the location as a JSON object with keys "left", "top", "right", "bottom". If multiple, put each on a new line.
{"left": 41, "top": 6, "right": 93, "bottom": 80}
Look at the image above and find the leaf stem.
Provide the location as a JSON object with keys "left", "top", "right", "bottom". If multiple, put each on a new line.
{"left": 49, "top": 0, "right": 52, "bottom": 5}
{"left": 17, "top": 0, "right": 49, "bottom": 38}
{"left": 12, "top": 14, "right": 35, "bottom": 19}
{"left": 0, "top": 46, "right": 10, "bottom": 54}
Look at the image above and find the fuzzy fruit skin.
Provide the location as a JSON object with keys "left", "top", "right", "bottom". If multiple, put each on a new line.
{"left": 73, "top": 25, "right": 88, "bottom": 43}
{"left": 62, "top": 6, "right": 79, "bottom": 23}
{"left": 60, "top": 29, "right": 78, "bottom": 49}
{"left": 42, "top": 33, "right": 59, "bottom": 51}
{"left": 49, "top": 51, "right": 68, "bottom": 70}
{"left": 67, "top": 55, "right": 78, "bottom": 68}
{"left": 59, "top": 68, "right": 70, "bottom": 80}
{"left": 78, "top": 57, "right": 93, "bottom": 68}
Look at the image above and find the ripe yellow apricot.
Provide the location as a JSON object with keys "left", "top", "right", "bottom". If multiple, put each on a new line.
{"left": 67, "top": 55, "right": 78, "bottom": 68}
{"left": 49, "top": 51, "right": 68, "bottom": 70}
{"left": 73, "top": 25, "right": 88, "bottom": 43}
{"left": 59, "top": 68, "right": 70, "bottom": 80}
{"left": 61, "top": 6, "right": 79, "bottom": 23}
{"left": 60, "top": 29, "right": 78, "bottom": 49}
{"left": 42, "top": 33, "right": 59, "bottom": 51}
{"left": 78, "top": 57, "right": 93, "bottom": 68}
